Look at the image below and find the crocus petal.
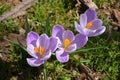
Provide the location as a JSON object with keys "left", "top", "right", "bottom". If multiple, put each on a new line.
{"left": 80, "top": 14, "right": 87, "bottom": 27}
{"left": 27, "top": 58, "right": 44, "bottom": 67}
{"left": 27, "top": 44, "right": 38, "bottom": 58}
{"left": 39, "top": 34, "right": 50, "bottom": 50}
{"left": 56, "top": 37, "right": 63, "bottom": 49}
{"left": 62, "top": 30, "right": 75, "bottom": 42}
{"left": 30, "top": 40, "right": 37, "bottom": 46}
{"left": 85, "top": 8, "right": 97, "bottom": 22}
{"left": 56, "top": 49, "right": 69, "bottom": 63}
{"left": 72, "top": 34, "right": 88, "bottom": 48}
{"left": 74, "top": 21, "right": 84, "bottom": 33}
{"left": 49, "top": 37, "right": 58, "bottom": 52}
{"left": 26, "top": 31, "right": 39, "bottom": 46}
{"left": 90, "top": 19, "right": 103, "bottom": 30}
{"left": 65, "top": 44, "right": 77, "bottom": 53}
{"left": 42, "top": 50, "right": 51, "bottom": 60}
{"left": 52, "top": 25, "right": 64, "bottom": 41}
{"left": 88, "top": 26, "right": 106, "bottom": 37}
{"left": 36, "top": 38, "right": 40, "bottom": 48}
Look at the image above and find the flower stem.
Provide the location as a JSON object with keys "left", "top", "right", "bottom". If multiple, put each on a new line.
{"left": 43, "top": 64, "right": 47, "bottom": 80}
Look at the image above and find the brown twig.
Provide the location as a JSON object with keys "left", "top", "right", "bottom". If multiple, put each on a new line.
{"left": 78, "top": 0, "right": 98, "bottom": 9}
{"left": 0, "top": 0, "right": 38, "bottom": 22}
{"left": 79, "top": 63, "right": 95, "bottom": 80}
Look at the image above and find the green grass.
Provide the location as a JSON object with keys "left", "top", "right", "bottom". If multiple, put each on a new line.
{"left": 0, "top": 2, "right": 11, "bottom": 15}
{"left": 27, "top": 0, "right": 77, "bottom": 35}
{"left": 0, "top": 0, "right": 120, "bottom": 80}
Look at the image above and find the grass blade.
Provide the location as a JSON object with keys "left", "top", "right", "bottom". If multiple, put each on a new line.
{"left": 5, "top": 38, "right": 27, "bottom": 52}
{"left": 43, "top": 65, "right": 48, "bottom": 80}
{"left": 25, "top": 16, "right": 30, "bottom": 33}
{"left": 73, "top": 46, "right": 108, "bottom": 54}
{"left": 45, "top": 14, "right": 50, "bottom": 35}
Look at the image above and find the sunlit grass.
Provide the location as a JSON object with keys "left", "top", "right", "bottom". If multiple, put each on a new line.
{"left": 0, "top": 0, "right": 120, "bottom": 80}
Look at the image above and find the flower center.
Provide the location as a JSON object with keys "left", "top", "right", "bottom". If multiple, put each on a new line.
{"left": 63, "top": 39, "right": 70, "bottom": 49}
{"left": 86, "top": 22, "right": 92, "bottom": 29}
{"left": 34, "top": 46, "right": 45, "bottom": 56}
{"left": 34, "top": 47, "right": 38, "bottom": 53}
{"left": 39, "top": 46, "right": 45, "bottom": 56}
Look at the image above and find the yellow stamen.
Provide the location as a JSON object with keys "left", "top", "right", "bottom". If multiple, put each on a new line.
{"left": 86, "top": 22, "right": 92, "bottom": 29}
{"left": 63, "top": 39, "right": 70, "bottom": 49}
{"left": 39, "top": 47, "right": 45, "bottom": 56}
{"left": 34, "top": 47, "right": 38, "bottom": 53}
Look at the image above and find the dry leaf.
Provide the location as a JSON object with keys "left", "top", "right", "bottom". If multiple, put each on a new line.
{"left": 79, "top": 73, "right": 87, "bottom": 80}
{"left": 111, "top": 9, "right": 120, "bottom": 30}
{"left": 0, "top": 0, "right": 38, "bottom": 22}
{"left": 113, "top": 9, "right": 120, "bottom": 23}
{"left": 13, "top": 0, "right": 21, "bottom": 6}
{"left": 79, "top": 0, "right": 98, "bottom": 9}
{"left": 6, "top": 28, "right": 26, "bottom": 47}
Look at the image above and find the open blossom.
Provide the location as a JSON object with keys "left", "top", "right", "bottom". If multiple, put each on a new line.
{"left": 74, "top": 8, "right": 106, "bottom": 37}
{"left": 26, "top": 31, "right": 58, "bottom": 67}
{"left": 52, "top": 25, "right": 88, "bottom": 63}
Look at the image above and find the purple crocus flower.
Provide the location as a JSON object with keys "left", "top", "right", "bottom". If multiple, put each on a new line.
{"left": 74, "top": 8, "right": 106, "bottom": 37}
{"left": 52, "top": 25, "right": 88, "bottom": 63}
{"left": 26, "top": 31, "right": 58, "bottom": 67}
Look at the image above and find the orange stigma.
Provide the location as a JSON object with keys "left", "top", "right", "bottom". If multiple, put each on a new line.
{"left": 86, "top": 22, "right": 92, "bottom": 29}
{"left": 34, "top": 47, "right": 38, "bottom": 53}
{"left": 63, "top": 39, "right": 70, "bottom": 50}
{"left": 39, "top": 47, "right": 45, "bottom": 56}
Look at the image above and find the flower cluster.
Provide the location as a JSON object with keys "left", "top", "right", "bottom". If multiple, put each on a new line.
{"left": 74, "top": 9, "right": 106, "bottom": 37}
{"left": 26, "top": 8, "right": 106, "bottom": 67}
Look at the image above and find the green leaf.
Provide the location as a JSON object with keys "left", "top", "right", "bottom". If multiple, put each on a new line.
{"left": 25, "top": 16, "right": 30, "bottom": 33}
{"left": 73, "top": 46, "right": 108, "bottom": 54}
{"left": 5, "top": 38, "right": 27, "bottom": 52}
{"left": 45, "top": 14, "right": 50, "bottom": 35}
{"left": 43, "top": 65, "right": 48, "bottom": 80}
